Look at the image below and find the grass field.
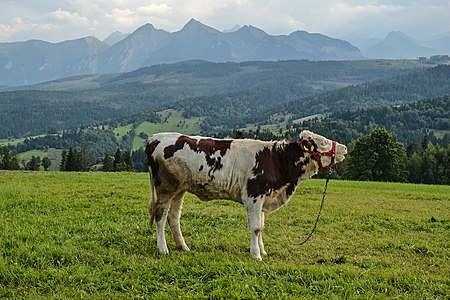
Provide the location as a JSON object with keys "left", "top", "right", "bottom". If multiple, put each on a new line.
{"left": 0, "top": 172, "right": 449, "bottom": 299}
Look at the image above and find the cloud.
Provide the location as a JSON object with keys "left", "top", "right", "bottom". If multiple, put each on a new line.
{"left": 136, "top": 4, "right": 172, "bottom": 16}
{"left": 49, "top": 9, "right": 91, "bottom": 26}
{"left": 0, "top": 17, "right": 58, "bottom": 40}
{"left": 331, "top": 2, "right": 404, "bottom": 14}
{"left": 1, "top": 0, "right": 449, "bottom": 42}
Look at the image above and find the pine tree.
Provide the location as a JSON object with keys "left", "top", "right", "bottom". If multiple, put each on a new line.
{"left": 79, "top": 136, "right": 94, "bottom": 171}
{"left": 102, "top": 153, "right": 114, "bottom": 172}
{"left": 27, "top": 156, "right": 41, "bottom": 171}
{"left": 123, "top": 150, "right": 133, "bottom": 171}
{"left": 113, "top": 148, "right": 122, "bottom": 172}
{"left": 60, "top": 149, "right": 67, "bottom": 171}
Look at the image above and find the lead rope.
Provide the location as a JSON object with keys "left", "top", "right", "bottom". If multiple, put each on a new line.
{"left": 297, "top": 169, "right": 332, "bottom": 245}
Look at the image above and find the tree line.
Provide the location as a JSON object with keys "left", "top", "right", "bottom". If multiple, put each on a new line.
{"left": 1, "top": 128, "right": 449, "bottom": 185}
{"left": 0, "top": 146, "right": 52, "bottom": 171}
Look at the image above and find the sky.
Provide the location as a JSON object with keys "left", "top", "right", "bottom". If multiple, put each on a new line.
{"left": 1, "top": 0, "right": 449, "bottom": 43}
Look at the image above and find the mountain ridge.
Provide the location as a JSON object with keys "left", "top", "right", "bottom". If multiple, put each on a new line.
{"left": 0, "top": 19, "right": 363, "bottom": 86}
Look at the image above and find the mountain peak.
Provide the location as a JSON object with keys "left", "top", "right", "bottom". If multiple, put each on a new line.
{"left": 223, "top": 24, "right": 242, "bottom": 33}
{"left": 366, "top": 31, "right": 436, "bottom": 59}
{"left": 235, "top": 25, "right": 268, "bottom": 37}
{"left": 386, "top": 31, "right": 415, "bottom": 42}
{"left": 136, "top": 23, "right": 156, "bottom": 32}
{"left": 180, "top": 18, "right": 218, "bottom": 34}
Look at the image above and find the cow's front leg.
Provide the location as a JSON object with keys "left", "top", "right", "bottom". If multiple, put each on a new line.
{"left": 245, "top": 197, "right": 264, "bottom": 260}
{"left": 259, "top": 210, "right": 267, "bottom": 256}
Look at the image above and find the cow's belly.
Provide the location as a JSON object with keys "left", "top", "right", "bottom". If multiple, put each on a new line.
{"left": 187, "top": 181, "right": 242, "bottom": 203}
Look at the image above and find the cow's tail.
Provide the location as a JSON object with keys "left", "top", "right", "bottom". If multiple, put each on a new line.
{"left": 148, "top": 165, "right": 157, "bottom": 227}
{"left": 146, "top": 139, "right": 159, "bottom": 227}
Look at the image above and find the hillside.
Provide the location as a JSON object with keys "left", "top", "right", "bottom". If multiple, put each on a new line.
{"left": 171, "top": 65, "right": 450, "bottom": 134}
{"left": 287, "top": 65, "right": 450, "bottom": 118}
{"left": 296, "top": 95, "right": 450, "bottom": 146}
{"left": 0, "top": 59, "right": 424, "bottom": 139}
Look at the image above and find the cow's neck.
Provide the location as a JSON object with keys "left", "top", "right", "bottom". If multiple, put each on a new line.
{"left": 260, "top": 139, "right": 319, "bottom": 212}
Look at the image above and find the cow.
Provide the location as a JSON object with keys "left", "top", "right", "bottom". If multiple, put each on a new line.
{"left": 145, "top": 130, "right": 347, "bottom": 260}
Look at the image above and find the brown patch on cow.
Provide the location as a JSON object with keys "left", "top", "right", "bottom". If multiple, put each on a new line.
{"left": 247, "top": 140, "right": 309, "bottom": 199}
{"left": 154, "top": 206, "right": 165, "bottom": 223}
{"left": 146, "top": 139, "right": 161, "bottom": 186}
{"left": 163, "top": 135, "right": 232, "bottom": 180}
{"left": 254, "top": 228, "right": 261, "bottom": 236}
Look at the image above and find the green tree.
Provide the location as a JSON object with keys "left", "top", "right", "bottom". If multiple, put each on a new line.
{"left": 102, "top": 153, "right": 114, "bottom": 172}
{"left": 345, "top": 128, "right": 408, "bottom": 182}
{"left": 113, "top": 148, "right": 122, "bottom": 171}
{"left": 407, "top": 151, "right": 423, "bottom": 183}
{"left": 80, "top": 136, "right": 94, "bottom": 171}
{"left": 10, "top": 155, "right": 21, "bottom": 170}
{"left": 122, "top": 150, "right": 134, "bottom": 171}
{"left": 42, "top": 157, "right": 52, "bottom": 171}
{"left": 60, "top": 149, "right": 67, "bottom": 171}
{"left": 27, "top": 156, "right": 41, "bottom": 171}
{"left": 1, "top": 146, "right": 12, "bottom": 170}
{"left": 65, "top": 147, "right": 82, "bottom": 172}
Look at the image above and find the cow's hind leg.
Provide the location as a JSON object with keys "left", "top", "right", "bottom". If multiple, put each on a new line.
{"left": 245, "top": 197, "right": 264, "bottom": 261}
{"left": 168, "top": 191, "right": 190, "bottom": 251}
{"left": 154, "top": 194, "right": 172, "bottom": 255}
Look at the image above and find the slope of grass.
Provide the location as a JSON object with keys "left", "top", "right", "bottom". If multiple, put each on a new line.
{"left": 132, "top": 109, "right": 203, "bottom": 150}
{"left": 0, "top": 172, "right": 449, "bottom": 299}
{"left": 17, "top": 148, "right": 62, "bottom": 171}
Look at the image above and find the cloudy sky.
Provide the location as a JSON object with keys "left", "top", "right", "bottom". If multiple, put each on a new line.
{"left": 1, "top": 0, "right": 449, "bottom": 43}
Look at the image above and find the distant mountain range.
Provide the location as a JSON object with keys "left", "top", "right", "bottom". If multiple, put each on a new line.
{"left": 1, "top": 19, "right": 363, "bottom": 86}
{"left": 353, "top": 31, "right": 450, "bottom": 59}
{"left": 1, "top": 19, "right": 449, "bottom": 87}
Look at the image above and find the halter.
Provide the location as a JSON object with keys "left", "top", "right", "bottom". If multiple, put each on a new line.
{"left": 302, "top": 140, "right": 337, "bottom": 172}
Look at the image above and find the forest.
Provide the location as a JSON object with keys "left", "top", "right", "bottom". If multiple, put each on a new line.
{"left": 0, "top": 59, "right": 427, "bottom": 139}
{"left": 1, "top": 60, "right": 449, "bottom": 185}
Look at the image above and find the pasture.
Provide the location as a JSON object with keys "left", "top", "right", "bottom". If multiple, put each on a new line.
{"left": 0, "top": 171, "right": 449, "bottom": 299}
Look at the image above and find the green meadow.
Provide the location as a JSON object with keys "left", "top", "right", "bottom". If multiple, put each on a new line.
{"left": 0, "top": 171, "right": 449, "bottom": 299}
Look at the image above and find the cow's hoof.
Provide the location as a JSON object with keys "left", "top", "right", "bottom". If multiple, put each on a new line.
{"left": 178, "top": 245, "right": 190, "bottom": 251}
{"left": 261, "top": 249, "right": 268, "bottom": 256}
{"left": 252, "top": 254, "right": 263, "bottom": 261}
{"left": 159, "top": 247, "right": 169, "bottom": 255}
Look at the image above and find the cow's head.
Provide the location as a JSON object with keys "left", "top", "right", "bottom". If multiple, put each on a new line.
{"left": 299, "top": 130, "right": 347, "bottom": 171}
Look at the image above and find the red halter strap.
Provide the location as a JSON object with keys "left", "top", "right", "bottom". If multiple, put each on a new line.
{"left": 305, "top": 140, "right": 337, "bottom": 172}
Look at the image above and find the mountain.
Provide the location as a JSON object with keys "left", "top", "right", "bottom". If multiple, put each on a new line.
{"left": 0, "top": 19, "right": 363, "bottom": 86}
{"left": 0, "top": 37, "right": 109, "bottom": 86}
{"left": 87, "top": 23, "right": 171, "bottom": 74}
{"left": 426, "top": 36, "right": 450, "bottom": 54}
{"left": 77, "top": 19, "right": 363, "bottom": 76}
{"left": 365, "top": 31, "right": 438, "bottom": 59}
{"left": 103, "top": 31, "right": 129, "bottom": 46}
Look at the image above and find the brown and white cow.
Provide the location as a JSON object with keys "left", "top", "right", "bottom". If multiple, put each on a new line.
{"left": 145, "top": 130, "right": 347, "bottom": 260}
